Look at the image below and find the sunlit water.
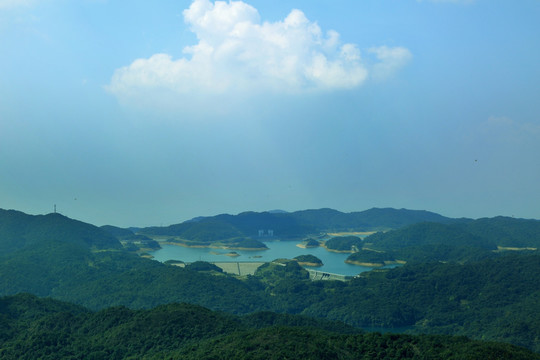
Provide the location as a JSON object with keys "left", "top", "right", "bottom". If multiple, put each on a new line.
{"left": 149, "top": 240, "right": 397, "bottom": 276}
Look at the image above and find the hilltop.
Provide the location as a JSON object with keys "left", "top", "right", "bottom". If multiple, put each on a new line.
{"left": 0, "top": 209, "right": 122, "bottom": 253}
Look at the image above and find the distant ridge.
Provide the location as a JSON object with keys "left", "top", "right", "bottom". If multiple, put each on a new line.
{"left": 267, "top": 209, "right": 289, "bottom": 214}
{"left": 139, "top": 207, "right": 458, "bottom": 240}
{"left": 289, "top": 207, "right": 458, "bottom": 231}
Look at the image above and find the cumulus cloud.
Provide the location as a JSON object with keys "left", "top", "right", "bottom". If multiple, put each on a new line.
{"left": 107, "top": 0, "right": 410, "bottom": 103}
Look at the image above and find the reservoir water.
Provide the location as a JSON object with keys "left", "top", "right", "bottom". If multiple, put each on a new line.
{"left": 149, "top": 241, "right": 394, "bottom": 276}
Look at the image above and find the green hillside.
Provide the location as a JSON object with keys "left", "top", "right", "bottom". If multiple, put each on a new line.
{"left": 0, "top": 209, "right": 122, "bottom": 252}
{"left": 464, "top": 216, "right": 540, "bottom": 248}
{"left": 1, "top": 293, "right": 537, "bottom": 360}
{"left": 1, "top": 208, "right": 540, "bottom": 352}
{"left": 325, "top": 235, "right": 364, "bottom": 252}
{"left": 358, "top": 218, "right": 540, "bottom": 263}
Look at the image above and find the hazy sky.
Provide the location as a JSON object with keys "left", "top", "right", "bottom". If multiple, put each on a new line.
{"left": 1, "top": 0, "right": 539, "bottom": 227}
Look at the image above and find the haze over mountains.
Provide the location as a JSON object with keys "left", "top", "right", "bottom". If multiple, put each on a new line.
{"left": 141, "top": 207, "right": 457, "bottom": 237}
{"left": 1, "top": 206, "right": 539, "bottom": 357}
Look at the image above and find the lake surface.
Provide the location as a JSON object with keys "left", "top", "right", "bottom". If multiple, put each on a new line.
{"left": 149, "top": 240, "right": 395, "bottom": 276}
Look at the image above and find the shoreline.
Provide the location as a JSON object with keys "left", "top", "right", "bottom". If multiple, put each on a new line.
{"left": 161, "top": 241, "right": 268, "bottom": 251}
{"left": 320, "top": 244, "right": 354, "bottom": 254}
{"left": 327, "top": 231, "right": 376, "bottom": 237}
{"left": 345, "top": 260, "right": 385, "bottom": 267}
{"left": 296, "top": 243, "right": 320, "bottom": 249}
{"left": 297, "top": 261, "right": 323, "bottom": 267}
{"left": 345, "top": 259, "right": 406, "bottom": 267}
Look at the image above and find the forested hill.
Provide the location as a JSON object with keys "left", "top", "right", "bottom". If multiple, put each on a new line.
{"left": 1, "top": 208, "right": 540, "bottom": 352}
{"left": 355, "top": 216, "right": 540, "bottom": 263}
{"left": 0, "top": 209, "right": 122, "bottom": 252}
{"left": 0, "top": 293, "right": 537, "bottom": 360}
{"left": 139, "top": 207, "right": 457, "bottom": 239}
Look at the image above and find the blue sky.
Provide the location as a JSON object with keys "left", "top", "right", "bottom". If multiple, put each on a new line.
{"left": 1, "top": 0, "right": 539, "bottom": 227}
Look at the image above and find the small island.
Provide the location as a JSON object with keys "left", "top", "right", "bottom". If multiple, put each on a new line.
{"left": 293, "top": 254, "right": 323, "bottom": 267}
{"left": 296, "top": 238, "right": 321, "bottom": 249}
{"left": 323, "top": 236, "right": 363, "bottom": 253}
{"left": 345, "top": 250, "right": 404, "bottom": 267}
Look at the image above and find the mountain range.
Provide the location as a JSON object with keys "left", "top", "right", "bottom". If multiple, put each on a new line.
{"left": 0, "top": 207, "right": 539, "bottom": 354}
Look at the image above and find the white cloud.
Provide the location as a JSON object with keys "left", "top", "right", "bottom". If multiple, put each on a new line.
{"left": 368, "top": 46, "right": 412, "bottom": 81}
{"left": 107, "top": 0, "right": 410, "bottom": 103}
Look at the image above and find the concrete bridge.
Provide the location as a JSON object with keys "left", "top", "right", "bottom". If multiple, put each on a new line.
{"left": 305, "top": 269, "right": 352, "bottom": 281}
{"left": 211, "top": 261, "right": 266, "bottom": 276}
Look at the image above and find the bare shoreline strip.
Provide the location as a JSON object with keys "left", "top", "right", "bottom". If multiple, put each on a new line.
{"left": 161, "top": 241, "right": 268, "bottom": 251}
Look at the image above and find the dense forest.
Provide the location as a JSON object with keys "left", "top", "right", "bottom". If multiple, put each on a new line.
{"left": 0, "top": 208, "right": 539, "bottom": 356}
{"left": 353, "top": 218, "right": 540, "bottom": 264}
{"left": 0, "top": 293, "right": 537, "bottom": 360}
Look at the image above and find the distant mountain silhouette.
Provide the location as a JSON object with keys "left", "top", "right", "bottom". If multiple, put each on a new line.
{"left": 140, "top": 207, "right": 457, "bottom": 239}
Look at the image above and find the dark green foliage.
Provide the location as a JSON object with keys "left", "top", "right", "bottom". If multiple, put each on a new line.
{"left": 0, "top": 240, "right": 270, "bottom": 313}
{"left": 300, "top": 254, "right": 540, "bottom": 352}
{"left": 346, "top": 250, "right": 394, "bottom": 265}
{"left": 174, "top": 327, "right": 538, "bottom": 360}
{"left": 2, "top": 208, "right": 540, "bottom": 353}
{"left": 185, "top": 261, "right": 223, "bottom": 272}
{"left": 294, "top": 254, "right": 323, "bottom": 265}
{"left": 1, "top": 230, "right": 539, "bottom": 351}
{"left": 100, "top": 225, "right": 134, "bottom": 238}
{"left": 363, "top": 222, "right": 498, "bottom": 263}
{"left": 1, "top": 294, "right": 537, "bottom": 360}
{"left": 163, "top": 259, "right": 184, "bottom": 265}
{"left": 254, "top": 260, "right": 310, "bottom": 285}
{"left": 302, "top": 238, "right": 321, "bottom": 247}
{"left": 325, "top": 236, "right": 364, "bottom": 251}
{"left": 0, "top": 294, "right": 243, "bottom": 359}
{"left": 117, "top": 233, "right": 161, "bottom": 251}
{"left": 365, "top": 217, "right": 540, "bottom": 260}
{"left": 240, "top": 311, "right": 360, "bottom": 334}
{"left": 228, "top": 237, "right": 268, "bottom": 249}
{"left": 0, "top": 209, "right": 122, "bottom": 252}
{"left": 464, "top": 216, "right": 540, "bottom": 248}
{"left": 361, "top": 218, "right": 540, "bottom": 263}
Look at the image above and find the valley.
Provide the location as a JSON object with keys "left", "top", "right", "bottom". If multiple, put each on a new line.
{"left": 0, "top": 207, "right": 539, "bottom": 357}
